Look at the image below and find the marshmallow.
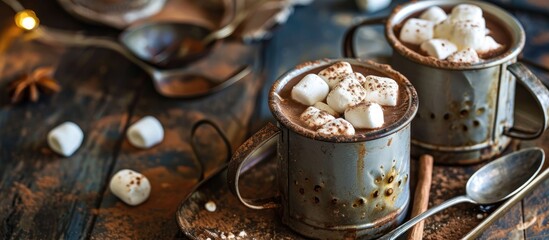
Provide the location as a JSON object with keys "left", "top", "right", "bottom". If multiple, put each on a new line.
{"left": 314, "top": 102, "right": 339, "bottom": 117}
{"left": 451, "top": 20, "right": 486, "bottom": 50}
{"left": 434, "top": 19, "right": 453, "bottom": 39}
{"left": 447, "top": 48, "right": 480, "bottom": 63}
{"left": 354, "top": 72, "right": 367, "bottom": 86}
{"left": 326, "top": 75, "right": 367, "bottom": 113}
{"left": 362, "top": 75, "right": 399, "bottom": 106}
{"left": 127, "top": 116, "right": 164, "bottom": 149}
{"left": 450, "top": 4, "right": 483, "bottom": 22}
{"left": 205, "top": 201, "right": 217, "bottom": 212}
{"left": 399, "top": 18, "right": 434, "bottom": 45}
{"left": 345, "top": 102, "right": 384, "bottom": 129}
{"left": 47, "top": 122, "right": 84, "bottom": 157}
{"left": 420, "top": 6, "right": 447, "bottom": 24}
{"left": 109, "top": 169, "right": 151, "bottom": 206}
{"left": 356, "top": 0, "right": 391, "bottom": 13}
{"left": 291, "top": 74, "right": 330, "bottom": 106}
{"left": 477, "top": 36, "right": 503, "bottom": 55}
{"left": 318, "top": 62, "right": 354, "bottom": 88}
{"left": 317, "top": 118, "right": 355, "bottom": 137}
{"left": 300, "top": 106, "right": 336, "bottom": 129}
{"left": 420, "top": 38, "right": 458, "bottom": 60}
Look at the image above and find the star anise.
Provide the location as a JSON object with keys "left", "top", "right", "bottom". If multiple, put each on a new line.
{"left": 8, "top": 66, "right": 61, "bottom": 103}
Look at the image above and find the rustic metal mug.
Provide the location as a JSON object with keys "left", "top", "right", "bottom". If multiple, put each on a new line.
{"left": 227, "top": 59, "right": 418, "bottom": 239}
{"left": 344, "top": 0, "right": 549, "bottom": 164}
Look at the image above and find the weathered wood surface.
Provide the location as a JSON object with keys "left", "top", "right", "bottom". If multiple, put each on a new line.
{"left": 0, "top": 1, "right": 263, "bottom": 240}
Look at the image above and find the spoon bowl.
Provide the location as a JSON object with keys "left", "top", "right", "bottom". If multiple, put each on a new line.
{"left": 466, "top": 148, "right": 544, "bottom": 204}
{"left": 381, "top": 148, "right": 545, "bottom": 240}
{"left": 120, "top": 22, "right": 215, "bottom": 69}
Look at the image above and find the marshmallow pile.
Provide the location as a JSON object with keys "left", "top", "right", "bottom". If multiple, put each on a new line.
{"left": 291, "top": 61, "right": 399, "bottom": 137}
{"left": 399, "top": 4, "right": 503, "bottom": 63}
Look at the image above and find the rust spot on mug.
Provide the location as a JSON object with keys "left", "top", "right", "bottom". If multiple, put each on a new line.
{"left": 314, "top": 185, "right": 322, "bottom": 192}
{"left": 387, "top": 138, "right": 393, "bottom": 146}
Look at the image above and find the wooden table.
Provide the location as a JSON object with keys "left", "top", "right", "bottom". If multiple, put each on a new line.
{"left": 0, "top": 0, "right": 548, "bottom": 239}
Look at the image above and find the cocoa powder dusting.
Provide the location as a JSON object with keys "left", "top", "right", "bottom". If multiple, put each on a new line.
{"left": 422, "top": 166, "right": 484, "bottom": 239}
{"left": 91, "top": 166, "right": 198, "bottom": 239}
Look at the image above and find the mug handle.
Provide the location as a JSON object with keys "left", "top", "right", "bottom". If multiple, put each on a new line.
{"left": 227, "top": 122, "right": 281, "bottom": 210}
{"left": 342, "top": 17, "right": 387, "bottom": 58}
{"left": 504, "top": 62, "right": 549, "bottom": 139}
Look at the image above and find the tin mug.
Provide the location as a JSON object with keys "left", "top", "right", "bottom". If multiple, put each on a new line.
{"left": 227, "top": 59, "right": 418, "bottom": 239}
{"left": 343, "top": 0, "right": 549, "bottom": 164}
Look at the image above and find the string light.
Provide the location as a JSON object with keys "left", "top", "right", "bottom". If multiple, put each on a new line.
{"left": 14, "top": 9, "right": 39, "bottom": 30}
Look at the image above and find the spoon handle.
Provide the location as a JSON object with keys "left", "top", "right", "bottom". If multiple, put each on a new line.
{"left": 380, "top": 195, "right": 474, "bottom": 240}
{"left": 34, "top": 26, "right": 155, "bottom": 74}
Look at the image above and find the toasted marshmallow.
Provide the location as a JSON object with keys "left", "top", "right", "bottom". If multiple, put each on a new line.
{"left": 326, "top": 76, "right": 367, "bottom": 113}
{"left": 356, "top": 0, "right": 391, "bottom": 13}
{"left": 317, "top": 118, "right": 355, "bottom": 137}
{"left": 362, "top": 75, "right": 399, "bottom": 106}
{"left": 127, "top": 116, "right": 164, "bottom": 149}
{"left": 318, "top": 62, "right": 354, "bottom": 88}
{"left": 109, "top": 169, "right": 151, "bottom": 206}
{"left": 300, "top": 106, "right": 336, "bottom": 129}
{"left": 450, "top": 4, "right": 483, "bottom": 22}
{"left": 291, "top": 74, "right": 330, "bottom": 106}
{"left": 477, "top": 36, "right": 503, "bottom": 55}
{"left": 420, "top": 6, "right": 447, "bottom": 24}
{"left": 47, "top": 122, "right": 84, "bottom": 157}
{"left": 434, "top": 19, "right": 453, "bottom": 39}
{"left": 399, "top": 18, "right": 434, "bottom": 45}
{"left": 447, "top": 48, "right": 480, "bottom": 63}
{"left": 451, "top": 20, "right": 486, "bottom": 50}
{"left": 314, "top": 102, "right": 339, "bottom": 117}
{"left": 345, "top": 102, "right": 384, "bottom": 129}
{"left": 420, "top": 38, "right": 458, "bottom": 60}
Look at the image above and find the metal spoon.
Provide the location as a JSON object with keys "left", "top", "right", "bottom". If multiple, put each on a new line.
{"left": 141, "top": 0, "right": 269, "bottom": 66}
{"left": 380, "top": 148, "right": 545, "bottom": 240}
{"left": 32, "top": 26, "right": 251, "bottom": 98}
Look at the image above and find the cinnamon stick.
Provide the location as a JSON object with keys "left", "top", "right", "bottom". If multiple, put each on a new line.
{"left": 407, "top": 154, "right": 434, "bottom": 240}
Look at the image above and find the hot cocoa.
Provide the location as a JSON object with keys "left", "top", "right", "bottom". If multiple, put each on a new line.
{"left": 393, "top": 4, "right": 512, "bottom": 63}
{"left": 276, "top": 61, "right": 410, "bottom": 137}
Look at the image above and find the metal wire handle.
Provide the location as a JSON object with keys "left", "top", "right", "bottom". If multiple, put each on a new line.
{"left": 190, "top": 119, "right": 232, "bottom": 182}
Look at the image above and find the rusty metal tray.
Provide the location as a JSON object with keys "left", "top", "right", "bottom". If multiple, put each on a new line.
{"left": 175, "top": 138, "right": 548, "bottom": 239}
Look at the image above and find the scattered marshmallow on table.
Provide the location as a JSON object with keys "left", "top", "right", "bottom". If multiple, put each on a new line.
{"left": 318, "top": 62, "right": 354, "bottom": 88}
{"left": 420, "top": 6, "right": 447, "bottom": 24}
{"left": 291, "top": 73, "right": 330, "bottom": 106}
{"left": 362, "top": 75, "right": 399, "bottom": 106}
{"left": 47, "top": 121, "right": 84, "bottom": 157}
{"left": 451, "top": 20, "right": 486, "bottom": 50}
{"left": 345, "top": 102, "right": 384, "bottom": 129}
{"left": 314, "top": 102, "right": 338, "bottom": 117}
{"left": 447, "top": 48, "right": 480, "bottom": 63}
{"left": 399, "top": 18, "right": 434, "bottom": 45}
{"left": 127, "top": 116, "right": 164, "bottom": 149}
{"left": 110, "top": 169, "right": 151, "bottom": 206}
{"left": 326, "top": 75, "right": 367, "bottom": 113}
{"left": 420, "top": 38, "right": 458, "bottom": 60}
{"left": 317, "top": 118, "right": 355, "bottom": 137}
{"left": 300, "top": 106, "right": 336, "bottom": 129}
